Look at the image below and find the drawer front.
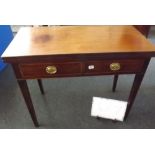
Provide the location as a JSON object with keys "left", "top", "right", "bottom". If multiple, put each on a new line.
{"left": 19, "top": 62, "right": 83, "bottom": 78}
{"left": 84, "top": 59, "right": 145, "bottom": 75}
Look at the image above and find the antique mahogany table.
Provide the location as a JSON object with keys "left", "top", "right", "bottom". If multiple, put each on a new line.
{"left": 2, "top": 26, "right": 155, "bottom": 127}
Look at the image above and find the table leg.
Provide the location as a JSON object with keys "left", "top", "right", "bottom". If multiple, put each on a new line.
{"left": 37, "top": 79, "right": 44, "bottom": 94}
{"left": 124, "top": 59, "right": 150, "bottom": 120}
{"left": 112, "top": 75, "right": 118, "bottom": 92}
{"left": 17, "top": 80, "right": 39, "bottom": 127}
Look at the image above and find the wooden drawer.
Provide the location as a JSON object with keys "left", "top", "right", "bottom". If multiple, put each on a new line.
{"left": 84, "top": 59, "right": 145, "bottom": 75}
{"left": 18, "top": 59, "right": 146, "bottom": 79}
{"left": 19, "top": 62, "right": 83, "bottom": 78}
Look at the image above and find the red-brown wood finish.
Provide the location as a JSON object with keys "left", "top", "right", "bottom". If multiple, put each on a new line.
{"left": 84, "top": 59, "right": 145, "bottom": 75}
{"left": 112, "top": 25, "right": 151, "bottom": 92}
{"left": 17, "top": 80, "right": 39, "bottom": 127}
{"left": 37, "top": 79, "right": 44, "bottom": 94}
{"left": 134, "top": 25, "right": 151, "bottom": 37}
{"left": 1, "top": 26, "right": 155, "bottom": 127}
{"left": 112, "top": 74, "right": 118, "bottom": 92}
{"left": 124, "top": 58, "right": 151, "bottom": 119}
{"left": 15, "top": 58, "right": 145, "bottom": 79}
{"left": 19, "top": 62, "right": 83, "bottom": 79}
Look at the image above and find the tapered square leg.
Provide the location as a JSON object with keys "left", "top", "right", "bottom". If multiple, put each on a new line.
{"left": 17, "top": 80, "right": 39, "bottom": 127}
{"left": 37, "top": 79, "right": 44, "bottom": 94}
{"left": 124, "top": 59, "right": 150, "bottom": 120}
{"left": 112, "top": 75, "right": 118, "bottom": 92}
{"left": 124, "top": 73, "right": 145, "bottom": 120}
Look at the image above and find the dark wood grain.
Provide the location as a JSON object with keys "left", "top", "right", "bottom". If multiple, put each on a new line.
{"left": 124, "top": 58, "right": 151, "bottom": 120}
{"left": 84, "top": 59, "right": 145, "bottom": 75}
{"left": 17, "top": 80, "right": 39, "bottom": 127}
{"left": 37, "top": 79, "right": 44, "bottom": 94}
{"left": 19, "top": 62, "right": 83, "bottom": 78}
{"left": 112, "top": 75, "right": 118, "bottom": 92}
{"left": 12, "top": 58, "right": 145, "bottom": 79}
{"left": 134, "top": 25, "right": 151, "bottom": 37}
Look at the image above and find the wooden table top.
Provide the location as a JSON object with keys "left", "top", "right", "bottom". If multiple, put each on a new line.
{"left": 2, "top": 26, "right": 155, "bottom": 59}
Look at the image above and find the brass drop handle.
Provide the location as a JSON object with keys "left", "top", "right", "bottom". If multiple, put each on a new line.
{"left": 46, "top": 66, "right": 57, "bottom": 74}
{"left": 110, "top": 63, "right": 121, "bottom": 71}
